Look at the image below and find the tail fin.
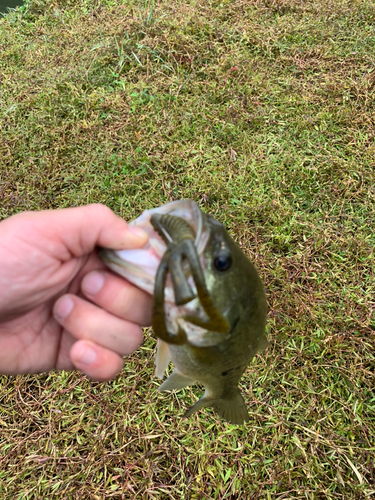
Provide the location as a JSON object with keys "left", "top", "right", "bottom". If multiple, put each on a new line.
{"left": 212, "top": 388, "right": 249, "bottom": 424}
{"left": 183, "top": 388, "right": 249, "bottom": 425}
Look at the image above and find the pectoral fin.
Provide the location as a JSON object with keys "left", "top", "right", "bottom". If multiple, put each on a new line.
{"left": 157, "top": 369, "right": 195, "bottom": 391}
{"left": 155, "top": 340, "right": 171, "bottom": 379}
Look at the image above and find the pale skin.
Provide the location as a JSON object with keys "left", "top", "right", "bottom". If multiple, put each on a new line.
{"left": 0, "top": 204, "right": 152, "bottom": 381}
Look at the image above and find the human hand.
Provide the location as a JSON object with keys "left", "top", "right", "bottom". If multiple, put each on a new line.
{"left": 0, "top": 204, "right": 152, "bottom": 381}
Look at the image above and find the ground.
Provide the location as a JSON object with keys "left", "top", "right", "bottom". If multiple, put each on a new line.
{"left": 0, "top": 0, "right": 374, "bottom": 498}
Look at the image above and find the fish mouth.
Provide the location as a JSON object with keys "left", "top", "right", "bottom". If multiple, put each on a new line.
{"left": 150, "top": 212, "right": 230, "bottom": 345}
{"left": 99, "top": 200, "right": 208, "bottom": 299}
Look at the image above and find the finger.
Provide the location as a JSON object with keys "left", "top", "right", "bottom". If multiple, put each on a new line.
{"left": 81, "top": 270, "right": 152, "bottom": 326}
{"left": 55, "top": 330, "right": 76, "bottom": 371}
{"left": 9, "top": 204, "right": 148, "bottom": 260}
{"left": 70, "top": 340, "right": 124, "bottom": 381}
{"left": 53, "top": 294, "right": 143, "bottom": 355}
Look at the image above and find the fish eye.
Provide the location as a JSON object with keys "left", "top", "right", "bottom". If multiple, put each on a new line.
{"left": 214, "top": 253, "right": 232, "bottom": 272}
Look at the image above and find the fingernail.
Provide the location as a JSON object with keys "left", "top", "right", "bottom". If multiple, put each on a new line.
{"left": 82, "top": 271, "right": 105, "bottom": 296}
{"left": 128, "top": 225, "right": 148, "bottom": 239}
{"left": 75, "top": 344, "right": 97, "bottom": 365}
{"left": 54, "top": 296, "right": 74, "bottom": 320}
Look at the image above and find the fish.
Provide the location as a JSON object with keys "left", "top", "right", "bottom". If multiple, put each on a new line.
{"left": 99, "top": 200, "right": 268, "bottom": 424}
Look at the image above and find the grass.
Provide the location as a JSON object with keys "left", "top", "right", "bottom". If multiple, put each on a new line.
{"left": 1, "top": 0, "right": 375, "bottom": 497}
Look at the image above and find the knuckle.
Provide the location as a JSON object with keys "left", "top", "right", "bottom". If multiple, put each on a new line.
{"left": 86, "top": 203, "right": 113, "bottom": 219}
{"left": 127, "top": 327, "right": 144, "bottom": 352}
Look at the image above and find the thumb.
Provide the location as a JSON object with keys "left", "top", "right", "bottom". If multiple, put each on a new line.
{"left": 55, "top": 204, "right": 149, "bottom": 256}
{"left": 7, "top": 204, "right": 148, "bottom": 259}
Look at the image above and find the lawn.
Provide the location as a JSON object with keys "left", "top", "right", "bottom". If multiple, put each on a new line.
{"left": 0, "top": 0, "right": 374, "bottom": 498}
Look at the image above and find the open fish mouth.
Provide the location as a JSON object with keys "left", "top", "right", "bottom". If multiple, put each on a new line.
{"left": 99, "top": 200, "right": 230, "bottom": 346}
{"left": 99, "top": 201, "right": 206, "bottom": 297}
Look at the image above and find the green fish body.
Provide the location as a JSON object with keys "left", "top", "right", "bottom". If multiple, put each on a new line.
{"left": 99, "top": 200, "right": 267, "bottom": 424}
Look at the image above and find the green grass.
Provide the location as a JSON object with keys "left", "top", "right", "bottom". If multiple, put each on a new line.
{"left": 1, "top": 0, "right": 374, "bottom": 498}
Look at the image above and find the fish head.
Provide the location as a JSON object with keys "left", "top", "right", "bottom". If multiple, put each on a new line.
{"left": 99, "top": 200, "right": 267, "bottom": 349}
{"left": 197, "top": 213, "right": 268, "bottom": 347}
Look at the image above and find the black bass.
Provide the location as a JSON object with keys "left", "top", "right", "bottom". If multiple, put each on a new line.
{"left": 99, "top": 200, "right": 267, "bottom": 424}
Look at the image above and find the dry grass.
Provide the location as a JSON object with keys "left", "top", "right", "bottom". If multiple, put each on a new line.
{"left": 0, "top": 0, "right": 374, "bottom": 498}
